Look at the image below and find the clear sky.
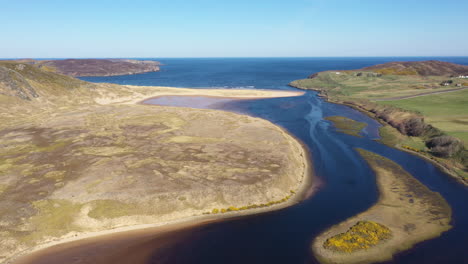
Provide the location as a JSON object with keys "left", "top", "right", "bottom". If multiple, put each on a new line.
{"left": 1, "top": 0, "right": 467, "bottom": 58}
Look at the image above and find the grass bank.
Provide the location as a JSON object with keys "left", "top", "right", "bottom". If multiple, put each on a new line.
{"left": 290, "top": 70, "right": 468, "bottom": 185}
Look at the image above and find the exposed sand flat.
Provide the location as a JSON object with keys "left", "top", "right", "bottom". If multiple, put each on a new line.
{"left": 312, "top": 149, "right": 451, "bottom": 264}
{"left": 94, "top": 85, "right": 305, "bottom": 105}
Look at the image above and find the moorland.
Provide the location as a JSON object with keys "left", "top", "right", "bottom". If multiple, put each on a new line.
{"left": 0, "top": 60, "right": 309, "bottom": 263}
{"left": 10, "top": 59, "right": 161, "bottom": 77}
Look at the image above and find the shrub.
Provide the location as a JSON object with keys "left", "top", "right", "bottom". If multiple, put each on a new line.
{"left": 402, "top": 117, "right": 426, "bottom": 136}
{"left": 403, "top": 145, "right": 421, "bottom": 152}
{"left": 426, "top": 135, "right": 464, "bottom": 158}
{"left": 323, "top": 221, "right": 392, "bottom": 253}
{"left": 423, "top": 124, "right": 444, "bottom": 139}
{"left": 212, "top": 208, "right": 219, "bottom": 214}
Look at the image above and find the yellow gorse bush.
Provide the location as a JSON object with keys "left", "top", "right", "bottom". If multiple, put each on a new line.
{"left": 208, "top": 190, "right": 296, "bottom": 215}
{"left": 323, "top": 221, "right": 392, "bottom": 253}
{"left": 402, "top": 145, "right": 423, "bottom": 153}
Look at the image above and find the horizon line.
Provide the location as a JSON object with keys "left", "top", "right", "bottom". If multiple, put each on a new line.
{"left": 2, "top": 55, "right": 468, "bottom": 60}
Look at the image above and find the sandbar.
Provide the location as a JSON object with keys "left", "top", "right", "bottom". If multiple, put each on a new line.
{"left": 312, "top": 149, "right": 451, "bottom": 264}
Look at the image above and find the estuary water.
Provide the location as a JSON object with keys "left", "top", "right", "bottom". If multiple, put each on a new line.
{"left": 78, "top": 57, "right": 468, "bottom": 263}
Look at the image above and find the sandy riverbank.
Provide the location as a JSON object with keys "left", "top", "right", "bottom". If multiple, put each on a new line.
{"left": 312, "top": 149, "right": 451, "bottom": 264}
{"left": 4, "top": 87, "right": 314, "bottom": 264}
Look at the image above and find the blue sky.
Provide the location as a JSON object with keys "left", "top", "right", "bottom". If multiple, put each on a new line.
{"left": 1, "top": 0, "right": 467, "bottom": 58}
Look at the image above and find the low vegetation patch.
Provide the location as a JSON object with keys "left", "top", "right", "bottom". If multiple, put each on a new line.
{"left": 373, "top": 68, "right": 418, "bottom": 76}
{"left": 324, "top": 116, "right": 366, "bottom": 137}
{"left": 22, "top": 199, "right": 83, "bottom": 244}
{"left": 87, "top": 200, "right": 143, "bottom": 219}
{"left": 323, "top": 221, "right": 392, "bottom": 253}
{"left": 208, "top": 190, "right": 296, "bottom": 215}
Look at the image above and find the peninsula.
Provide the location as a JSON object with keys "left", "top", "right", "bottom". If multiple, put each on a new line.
{"left": 12, "top": 58, "right": 161, "bottom": 77}
{"left": 0, "top": 60, "right": 310, "bottom": 263}
{"left": 312, "top": 149, "right": 451, "bottom": 264}
{"left": 291, "top": 60, "right": 468, "bottom": 185}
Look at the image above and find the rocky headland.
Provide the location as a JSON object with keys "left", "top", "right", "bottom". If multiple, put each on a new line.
{"left": 11, "top": 58, "right": 161, "bottom": 77}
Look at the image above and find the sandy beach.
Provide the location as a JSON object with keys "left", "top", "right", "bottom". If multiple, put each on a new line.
{"left": 95, "top": 85, "right": 305, "bottom": 105}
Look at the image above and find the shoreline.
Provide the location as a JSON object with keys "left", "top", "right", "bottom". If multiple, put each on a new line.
{"left": 342, "top": 101, "right": 468, "bottom": 187}
{"left": 8, "top": 88, "right": 316, "bottom": 264}
{"left": 289, "top": 84, "right": 467, "bottom": 186}
{"left": 11, "top": 155, "right": 315, "bottom": 264}
{"left": 95, "top": 85, "right": 305, "bottom": 105}
{"left": 311, "top": 149, "right": 452, "bottom": 264}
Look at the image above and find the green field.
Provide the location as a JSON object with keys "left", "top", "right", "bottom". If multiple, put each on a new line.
{"left": 292, "top": 71, "right": 468, "bottom": 182}
{"left": 380, "top": 89, "right": 468, "bottom": 145}
{"left": 291, "top": 71, "right": 468, "bottom": 145}
{"left": 291, "top": 71, "right": 467, "bottom": 100}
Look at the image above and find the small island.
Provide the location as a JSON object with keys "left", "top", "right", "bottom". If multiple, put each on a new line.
{"left": 324, "top": 116, "right": 367, "bottom": 137}
{"left": 312, "top": 149, "right": 451, "bottom": 264}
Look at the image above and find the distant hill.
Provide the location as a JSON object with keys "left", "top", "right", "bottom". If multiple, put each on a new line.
{"left": 11, "top": 58, "right": 160, "bottom": 77}
{"left": 0, "top": 61, "right": 91, "bottom": 101}
{"left": 361, "top": 60, "right": 468, "bottom": 76}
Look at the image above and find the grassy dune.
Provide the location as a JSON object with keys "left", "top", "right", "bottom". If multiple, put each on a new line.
{"left": 0, "top": 61, "right": 309, "bottom": 262}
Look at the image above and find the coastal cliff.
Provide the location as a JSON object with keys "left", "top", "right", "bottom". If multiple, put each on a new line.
{"left": 11, "top": 58, "right": 160, "bottom": 77}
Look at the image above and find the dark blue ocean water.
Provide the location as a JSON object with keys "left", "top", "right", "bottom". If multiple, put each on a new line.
{"left": 80, "top": 57, "right": 468, "bottom": 89}
{"left": 75, "top": 57, "right": 468, "bottom": 264}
